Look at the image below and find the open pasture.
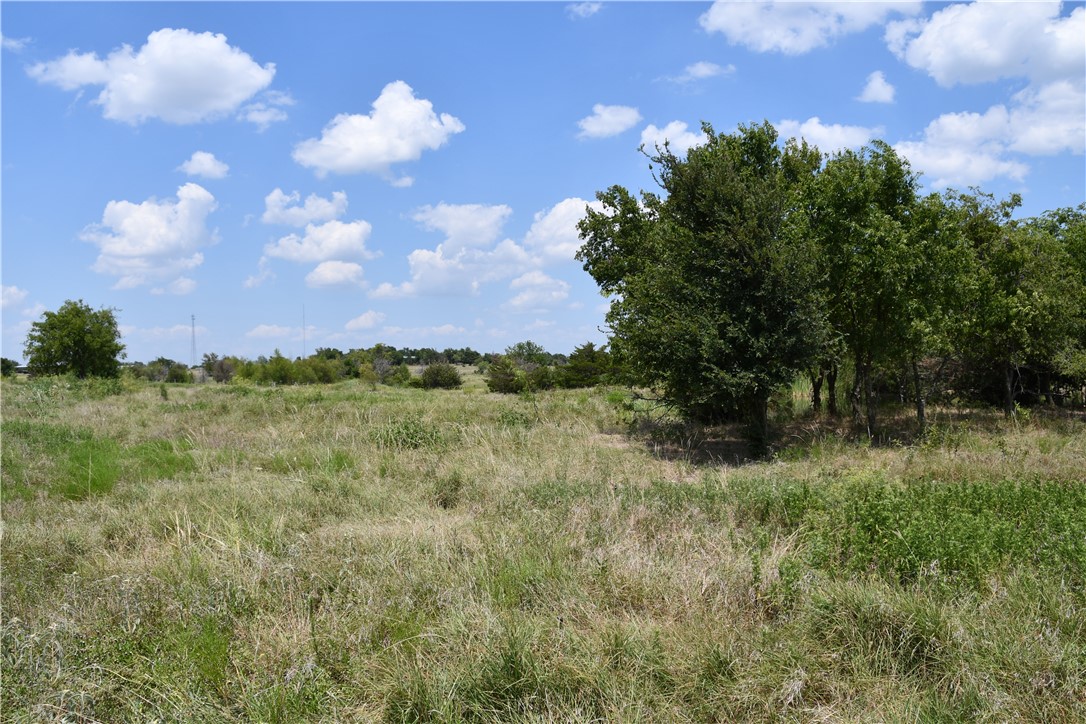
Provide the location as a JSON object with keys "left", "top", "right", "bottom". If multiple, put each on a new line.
{"left": 2, "top": 377, "right": 1084, "bottom": 722}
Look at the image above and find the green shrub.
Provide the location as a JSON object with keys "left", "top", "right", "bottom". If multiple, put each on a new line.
{"left": 486, "top": 356, "right": 526, "bottom": 394}
{"left": 419, "top": 362, "right": 462, "bottom": 389}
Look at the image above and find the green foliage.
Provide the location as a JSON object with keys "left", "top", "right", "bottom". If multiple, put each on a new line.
{"left": 727, "top": 473, "right": 1086, "bottom": 588}
{"left": 1, "top": 357, "right": 18, "bottom": 376}
{"left": 578, "top": 121, "right": 828, "bottom": 453}
{"left": 419, "top": 362, "right": 463, "bottom": 389}
{"left": 558, "top": 342, "right": 611, "bottom": 388}
{"left": 485, "top": 355, "right": 527, "bottom": 394}
{"left": 23, "top": 299, "right": 126, "bottom": 378}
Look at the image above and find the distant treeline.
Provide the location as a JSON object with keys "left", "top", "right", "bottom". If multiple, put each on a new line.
{"left": 118, "top": 340, "right": 613, "bottom": 391}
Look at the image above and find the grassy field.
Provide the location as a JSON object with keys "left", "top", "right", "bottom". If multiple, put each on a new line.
{"left": 2, "top": 374, "right": 1084, "bottom": 722}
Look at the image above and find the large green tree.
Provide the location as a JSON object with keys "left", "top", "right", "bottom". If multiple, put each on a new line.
{"left": 950, "top": 192, "right": 1086, "bottom": 414}
{"left": 578, "top": 121, "right": 828, "bottom": 452}
{"left": 812, "top": 141, "right": 933, "bottom": 435}
{"left": 23, "top": 299, "right": 126, "bottom": 378}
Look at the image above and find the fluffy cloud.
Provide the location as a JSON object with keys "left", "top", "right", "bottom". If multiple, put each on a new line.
{"left": 263, "top": 220, "right": 374, "bottom": 264}
{"left": 701, "top": 1, "right": 920, "bottom": 55}
{"left": 777, "top": 117, "right": 882, "bottom": 153}
{"left": 412, "top": 203, "right": 512, "bottom": 252}
{"left": 887, "top": 2, "right": 1084, "bottom": 87}
{"left": 244, "top": 257, "right": 276, "bottom": 289}
{"left": 27, "top": 28, "right": 275, "bottom": 124}
{"left": 292, "top": 81, "right": 465, "bottom": 182}
{"left": 81, "top": 183, "right": 217, "bottom": 289}
{"left": 305, "top": 261, "right": 365, "bottom": 288}
{"left": 237, "top": 90, "right": 294, "bottom": 131}
{"left": 669, "top": 61, "right": 736, "bottom": 84}
{"left": 262, "top": 188, "right": 348, "bottom": 227}
{"left": 892, "top": 88, "right": 1085, "bottom": 189}
{"left": 372, "top": 239, "right": 532, "bottom": 300}
{"left": 2, "top": 35, "right": 29, "bottom": 53}
{"left": 375, "top": 197, "right": 604, "bottom": 299}
{"left": 857, "top": 71, "right": 895, "bottom": 103}
{"left": 567, "top": 2, "right": 602, "bottom": 19}
{"left": 178, "top": 151, "right": 229, "bottom": 179}
{"left": 641, "top": 121, "right": 706, "bottom": 155}
{"left": 1007, "top": 81, "right": 1085, "bottom": 155}
{"left": 577, "top": 104, "right": 642, "bottom": 139}
{"left": 508, "top": 271, "right": 571, "bottom": 311}
{"left": 2, "top": 286, "right": 28, "bottom": 309}
{"left": 885, "top": 2, "right": 1083, "bottom": 189}
{"left": 345, "top": 311, "right": 386, "bottom": 331}
{"left": 523, "top": 197, "right": 603, "bottom": 263}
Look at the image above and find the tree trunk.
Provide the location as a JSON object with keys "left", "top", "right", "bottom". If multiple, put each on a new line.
{"left": 864, "top": 368, "right": 877, "bottom": 439}
{"left": 912, "top": 359, "right": 926, "bottom": 436}
{"left": 810, "top": 369, "right": 824, "bottom": 412}
{"left": 851, "top": 355, "right": 865, "bottom": 429}
{"left": 827, "top": 364, "right": 839, "bottom": 417}
{"left": 745, "top": 394, "right": 771, "bottom": 458}
{"left": 1004, "top": 363, "right": 1016, "bottom": 417}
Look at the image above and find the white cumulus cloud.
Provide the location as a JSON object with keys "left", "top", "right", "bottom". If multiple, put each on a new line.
{"left": 887, "top": 2, "right": 1084, "bottom": 87}
{"left": 567, "top": 2, "right": 602, "bottom": 19}
{"left": 237, "top": 90, "right": 294, "bottom": 131}
{"left": 81, "top": 183, "right": 218, "bottom": 289}
{"left": 345, "top": 311, "right": 386, "bottom": 331}
{"left": 857, "top": 71, "right": 895, "bottom": 103}
{"left": 178, "top": 151, "right": 229, "bottom": 179}
{"left": 885, "top": 2, "right": 1083, "bottom": 190}
{"left": 306, "top": 261, "right": 365, "bottom": 288}
{"left": 27, "top": 28, "right": 276, "bottom": 124}
{"left": 508, "top": 271, "right": 571, "bottom": 311}
{"left": 262, "top": 188, "right": 348, "bottom": 227}
{"left": 577, "top": 104, "right": 642, "bottom": 139}
{"left": 778, "top": 117, "right": 882, "bottom": 153}
{"left": 2, "top": 286, "right": 28, "bottom": 309}
{"left": 292, "top": 80, "right": 465, "bottom": 182}
{"left": 523, "top": 197, "right": 603, "bottom": 263}
{"left": 641, "top": 121, "right": 706, "bottom": 156}
{"left": 669, "top": 61, "right": 736, "bottom": 84}
{"left": 263, "top": 220, "right": 374, "bottom": 264}
{"left": 2, "top": 35, "right": 30, "bottom": 53}
{"left": 411, "top": 203, "right": 512, "bottom": 252}
{"left": 701, "top": 1, "right": 921, "bottom": 55}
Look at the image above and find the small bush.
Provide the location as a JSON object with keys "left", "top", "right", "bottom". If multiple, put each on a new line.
{"left": 419, "top": 362, "right": 463, "bottom": 390}
{"left": 486, "top": 356, "right": 526, "bottom": 394}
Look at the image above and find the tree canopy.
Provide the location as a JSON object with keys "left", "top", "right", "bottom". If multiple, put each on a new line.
{"left": 578, "top": 120, "right": 1086, "bottom": 450}
{"left": 23, "top": 299, "right": 126, "bottom": 378}
{"left": 578, "top": 121, "right": 828, "bottom": 450}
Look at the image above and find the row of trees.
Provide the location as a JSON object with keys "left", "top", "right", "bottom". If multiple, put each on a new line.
{"left": 13, "top": 299, "right": 604, "bottom": 389}
{"left": 577, "top": 120, "right": 1085, "bottom": 449}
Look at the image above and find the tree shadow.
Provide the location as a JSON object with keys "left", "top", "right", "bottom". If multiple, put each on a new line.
{"left": 629, "top": 403, "right": 1086, "bottom": 469}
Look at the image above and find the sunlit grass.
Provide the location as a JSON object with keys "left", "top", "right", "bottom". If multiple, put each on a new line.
{"left": 2, "top": 376, "right": 1084, "bottom": 721}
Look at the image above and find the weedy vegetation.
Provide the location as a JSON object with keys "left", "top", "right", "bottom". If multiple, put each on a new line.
{"left": 2, "top": 375, "right": 1084, "bottom": 721}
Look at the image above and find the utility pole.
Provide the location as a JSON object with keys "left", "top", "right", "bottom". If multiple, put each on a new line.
{"left": 191, "top": 315, "right": 196, "bottom": 369}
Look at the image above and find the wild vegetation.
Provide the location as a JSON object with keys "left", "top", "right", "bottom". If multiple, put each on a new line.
{"left": 2, "top": 374, "right": 1083, "bottom": 721}
{"left": 578, "top": 122, "right": 1086, "bottom": 452}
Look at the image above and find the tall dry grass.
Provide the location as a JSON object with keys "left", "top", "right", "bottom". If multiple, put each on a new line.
{"left": 2, "top": 376, "right": 1083, "bottom": 721}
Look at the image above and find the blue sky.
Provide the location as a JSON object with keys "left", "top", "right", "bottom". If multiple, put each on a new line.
{"left": 2, "top": 1, "right": 1083, "bottom": 364}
